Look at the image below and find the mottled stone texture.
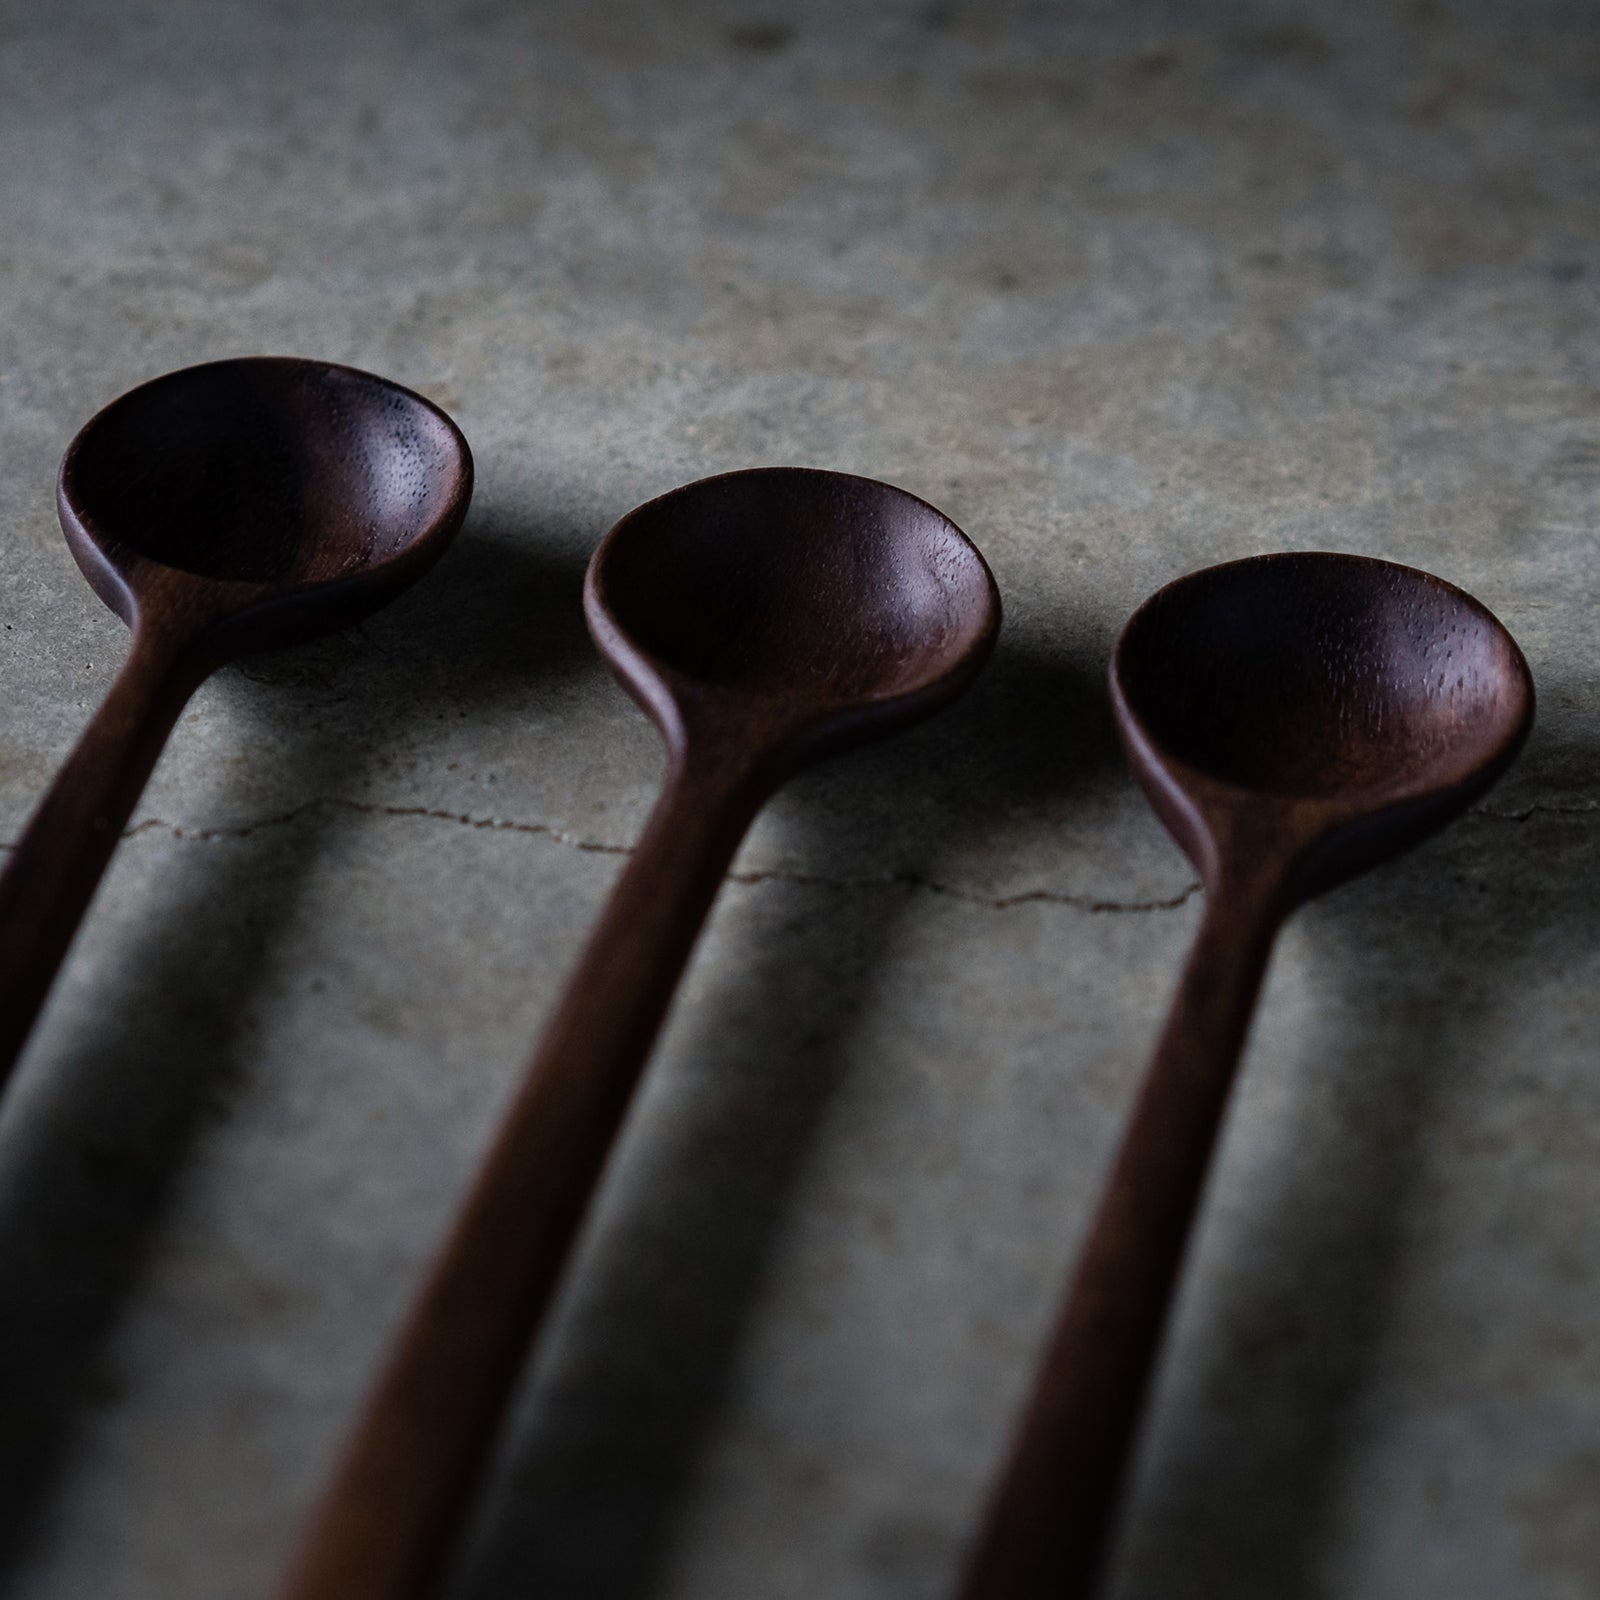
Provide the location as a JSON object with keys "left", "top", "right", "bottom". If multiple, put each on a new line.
{"left": 0, "top": 1, "right": 1595, "bottom": 1596}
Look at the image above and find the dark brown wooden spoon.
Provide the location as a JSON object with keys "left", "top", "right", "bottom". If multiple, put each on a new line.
{"left": 0, "top": 357, "right": 472, "bottom": 1089}
{"left": 276, "top": 467, "right": 1001, "bottom": 1600}
{"left": 957, "top": 551, "right": 1533, "bottom": 1600}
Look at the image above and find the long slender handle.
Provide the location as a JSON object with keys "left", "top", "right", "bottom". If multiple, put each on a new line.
{"left": 0, "top": 622, "right": 200, "bottom": 1088}
{"left": 957, "top": 871, "right": 1282, "bottom": 1600}
{"left": 276, "top": 746, "right": 765, "bottom": 1600}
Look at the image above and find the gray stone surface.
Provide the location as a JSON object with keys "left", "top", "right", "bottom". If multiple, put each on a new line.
{"left": 0, "top": 0, "right": 1596, "bottom": 1595}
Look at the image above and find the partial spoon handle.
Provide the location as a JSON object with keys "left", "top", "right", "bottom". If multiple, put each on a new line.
{"left": 0, "top": 622, "right": 200, "bottom": 1089}
{"left": 957, "top": 870, "right": 1282, "bottom": 1600}
{"left": 276, "top": 745, "right": 765, "bottom": 1600}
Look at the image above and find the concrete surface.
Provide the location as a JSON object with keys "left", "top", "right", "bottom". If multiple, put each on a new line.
{"left": 0, "top": 1, "right": 1596, "bottom": 1596}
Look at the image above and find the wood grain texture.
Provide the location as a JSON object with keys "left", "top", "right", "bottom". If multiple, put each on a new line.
{"left": 0, "top": 357, "right": 471, "bottom": 1093}
{"left": 276, "top": 468, "right": 1001, "bottom": 1600}
{"left": 957, "top": 552, "right": 1534, "bottom": 1600}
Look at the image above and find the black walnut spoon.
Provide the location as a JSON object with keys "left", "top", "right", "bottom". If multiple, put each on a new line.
{"left": 276, "top": 467, "right": 1001, "bottom": 1600}
{"left": 958, "top": 551, "right": 1533, "bottom": 1600}
{"left": 0, "top": 357, "right": 472, "bottom": 1090}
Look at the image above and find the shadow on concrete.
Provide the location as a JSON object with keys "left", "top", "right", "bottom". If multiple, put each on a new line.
{"left": 1103, "top": 705, "right": 1600, "bottom": 1598}
{"left": 0, "top": 512, "right": 594, "bottom": 1586}
{"left": 452, "top": 631, "right": 1126, "bottom": 1600}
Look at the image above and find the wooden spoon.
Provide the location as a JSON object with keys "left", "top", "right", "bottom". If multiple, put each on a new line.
{"left": 957, "top": 551, "right": 1533, "bottom": 1600}
{"left": 0, "top": 357, "right": 472, "bottom": 1090}
{"left": 276, "top": 467, "right": 1001, "bottom": 1600}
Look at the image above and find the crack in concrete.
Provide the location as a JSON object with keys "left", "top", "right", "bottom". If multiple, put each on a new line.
{"left": 16, "top": 786, "right": 1595, "bottom": 906}
{"left": 1470, "top": 799, "right": 1600, "bottom": 823}
{"left": 1, "top": 795, "right": 1202, "bottom": 915}
{"left": 722, "top": 865, "right": 1203, "bottom": 914}
{"left": 119, "top": 799, "right": 635, "bottom": 857}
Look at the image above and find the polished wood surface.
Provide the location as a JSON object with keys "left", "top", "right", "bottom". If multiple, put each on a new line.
{"left": 0, "top": 357, "right": 472, "bottom": 1089}
{"left": 957, "top": 552, "right": 1534, "bottom": 1600}
{"left": 275, "top": 468, "right": 1001, "bottom": 1600}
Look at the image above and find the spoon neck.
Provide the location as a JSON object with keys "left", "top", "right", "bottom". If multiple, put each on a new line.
{"left": 652, "top": 746, "right": 771, "bottom": 875}
{"left": 0, "top": 616, "right": 206, "bottom": 1089}
{"left": 659, "top": 710, "right": 780, "bottom": 811}
{"left": 127, "top": 603, "right": 215, "bottom": 684}
{"left": 1192, "top": 804, "right": 1311, "bottom": 932}
{"left": 1199, "top": 856, "right": 1291, "bottom": 937}
{"left": 1182, "top": 875, "right": 1284, "bottom": 1061}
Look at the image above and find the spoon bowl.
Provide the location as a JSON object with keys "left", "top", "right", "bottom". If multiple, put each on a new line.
{"left": 1111, "top": 552, "right": 1533, "bottom": 898}
{"left": 58, "top": 356, "right": 471, "bottom": 648}
{"left": 586, "top": 467, "right": 1000, "bottom": 764}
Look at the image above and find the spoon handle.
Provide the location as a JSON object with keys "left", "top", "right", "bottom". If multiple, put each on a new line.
{"left": 275, "top": 746, "right": 765, "bottom": 1600}
{"left": 0, "top": 622, "right": 200, "bottom": 1089}
{"left": 957, "top": 869, "right": 1282, "bottom": 1600}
